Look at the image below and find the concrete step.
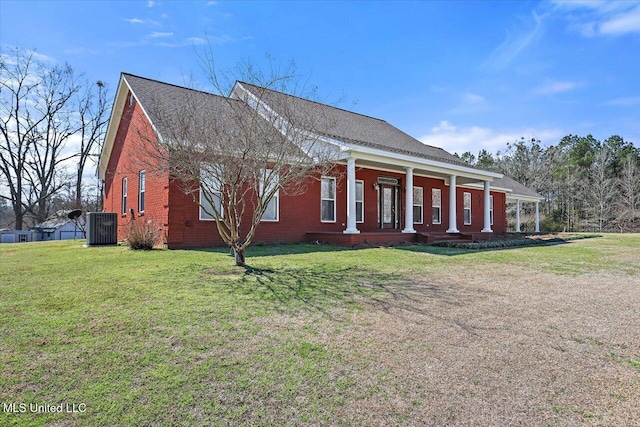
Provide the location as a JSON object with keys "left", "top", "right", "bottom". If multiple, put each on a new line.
{"left": 418, "top": 233, "right": 473, "bottom": 244}
{"left": 431, "top": 239, "right": 470, "bottom": 245}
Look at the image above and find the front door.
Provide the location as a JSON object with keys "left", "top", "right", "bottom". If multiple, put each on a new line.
{"left": 380, "top": 184, "right": 398, "bottom": 229}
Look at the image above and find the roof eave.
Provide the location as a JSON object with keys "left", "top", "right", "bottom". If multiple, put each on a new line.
{"left": 465, "top": 182, "right": 544, "bottom": 201}
{"left": 338, "top": 144, "right": 503, "bottom": 181}
{"left": 98, "top": 74, "right": 128, "bottom": 180}
{"left": 506, "top": 194, "right": 545, "bottom": 203}
{"left": 98, "top": 74, "right": 163, "bottom": 180}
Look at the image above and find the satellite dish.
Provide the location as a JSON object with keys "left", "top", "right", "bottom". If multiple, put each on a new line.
{"left": 68, "top": 209, "right": 82, "bottom": 220}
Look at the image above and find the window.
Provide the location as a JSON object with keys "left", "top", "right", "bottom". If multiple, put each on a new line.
{"left": 490, "top": 195, "right": 494, "bottom": 226}
{"left": 463, "top": 192, "right": 472, "bottom": 225}
{"left": 261, "top": 169, "right": 279, "bottom": 222}
{"left": 432, "top": 188, "right": 441, "bottom": 224}
{"left": 356, "top": 180, "right": 364, "bottom": 223}
{"left": 321, "top": 177, "right": 336, "bottom": 222}
{"left": 413, "top": 187, "right": 423, "bottom": 224}
{"left": 138, "top": 170, "right": 146, "bottom": 212}
{"left": 199, "top": 170, "right": 222, "bottom": 221}
{"left": 121, "top": 177, "right": 128, "bottom": 214}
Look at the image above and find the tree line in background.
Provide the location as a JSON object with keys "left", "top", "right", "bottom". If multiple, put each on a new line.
{"left": 0, "top": 47, "right": 110, "bottom": 229}
{"left": 457, "top": 134, "right": 640, "bottom": 232}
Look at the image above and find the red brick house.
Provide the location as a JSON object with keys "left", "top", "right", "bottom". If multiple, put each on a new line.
{"left": 98, "top": 73, "right": 542, "bottom": 248}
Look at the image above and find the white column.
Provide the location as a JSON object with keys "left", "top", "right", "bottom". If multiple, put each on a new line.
{"left": 343, "top": 157, "right": 360, "bottom": 234}
{"left": 482, "top": 181, "right": 492, "bottom": 232}
{"left": 516, "top": 199, "right": 521, "bottom": 232}
{"left": 535, "top": 201, "right": 540, "bottom": 233}
{"left": 402, "top": 167, "right": 416, "bottom": 233}
{"left": 447, "top": 175, "right": 459, "bottom": 233}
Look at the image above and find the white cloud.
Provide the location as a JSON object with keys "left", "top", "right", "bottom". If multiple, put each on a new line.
{"left": 206, "top": 1, "right": 217, "bottom": 5}
{"left": 207, "top": 35, "right": 234, "bottom": 45}
{"left": 551, "top": 0, "right": 633, "bottom": 15}
{"left": 28, "top": 51, "right": 53, "bottom": 63}
{"left": 63, "top": 47, "right": 105, "bottom": 55}
{"left": 148, "top": 32, "right": 173, "bottom": 38}
{"left": 600, "top": 6, "right": 640, "bottom": 35}
{"left": 419, "top": 122, "right": 564, "bottom": 155}
{"left": 124, "top": 18, "right": 144, "bottom": 24}
{"left": 147, "top": 1, "right": 158, "bottom": 7}
{"left": 532, "top": 80, "right": 580, "bottom": 96}
{"left": 155, "top": 37, "right": 212, "bottom": 48}
{"left": 186, "top": 37, "right": 207, "bottom": 45}
{"left": 552, "top": 1, "right": 640, "bottom": 37}
{"left": 0, "top": 50, "right": 53, "bottom": 67}
{"left": 603, "top": 96, "right": 640, "bottom": 106}
{"left": 431, "top": 120, "right": 457, "bottom": 133}
{"left": 463, "top": 92, "right": 485, "bottom": 104}
{"left": 483, "top": 11, "right": 545, "bottom": 71}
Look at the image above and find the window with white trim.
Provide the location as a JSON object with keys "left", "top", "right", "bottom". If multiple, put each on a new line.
{"left": 121, "top": 177, "right": 128, "bottom": 214}
{"left": 356, "top": 180, "right": 364, "bottom": 223}
{"left": 490, "top": 195, "right": 494, "bottom": 226}
{"left": 321, "top": 177, "right": 336, "bottom": 222}
{"left": 138, "top": 170, "right": 146, "bottom": 212}
{"left": 199, "top": 170, "right": 222, "bottom": 221}
{"left": 261, "top": 169, "right": 279, "bottom": 222}
{"left": 432, "top": 188, "right": 441, "bottom": 224}
{"left": 413, "top": 186, "right": 423, "bottom": 224}
{"left": 463, "top": 192, "right": 472, "bottom": 225}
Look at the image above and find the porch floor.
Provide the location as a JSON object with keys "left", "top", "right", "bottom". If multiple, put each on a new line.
{"left": 305, "top": 231, "right": 494, "bottom": 247}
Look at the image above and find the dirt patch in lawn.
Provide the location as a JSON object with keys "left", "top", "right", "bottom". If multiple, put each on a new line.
{"left": 246, "top": 268, "right": 640, "bottom": 426}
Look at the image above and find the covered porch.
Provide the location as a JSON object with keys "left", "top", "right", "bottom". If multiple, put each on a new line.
{"left": 490, "top": 176, "right": 545, "bottom": 233}
{"left": 306, "top": 230, "right": 495, "bottom": 247}
{"left": 509, "top": 197, "right": 542, "bottom": 233}
{"left": 337, "top": 151, "right": 503, "bottom": 237}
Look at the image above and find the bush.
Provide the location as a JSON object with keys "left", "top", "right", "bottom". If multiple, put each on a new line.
{"left": 126, "top": 219, "right": 163, "bottom": 250}
{"left": 540, "top": 217, "right": 565, "bottom": 233}
{"left": 434, "top": 233, "right": 601, "bottom": 250}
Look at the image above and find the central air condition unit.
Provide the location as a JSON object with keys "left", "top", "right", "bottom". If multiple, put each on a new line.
{"left": 86, "top": 212, "right": 117, "bottom": 246}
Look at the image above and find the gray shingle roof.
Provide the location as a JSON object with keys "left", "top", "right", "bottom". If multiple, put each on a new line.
{"left": 125, "top": 74, "right": 477, "bottom": 169}
{"left": 236, "top": 81, "right": 477, "bottom": 168}
{"left": 124, "top": 73, "right": 245, "bottom": 137}
{"left": 492, "top": 175, "right": 543, "bottom": 199}
{"left": 123, "top": 74, "right": 298, "bottom": 156}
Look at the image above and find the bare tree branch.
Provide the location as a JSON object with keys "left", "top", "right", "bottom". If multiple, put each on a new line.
{"left": 132, "top": 54, "right": 341, "bottom": 265}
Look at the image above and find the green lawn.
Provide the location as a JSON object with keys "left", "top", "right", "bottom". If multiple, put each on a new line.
{"left": 1, "top": 235, "right": 639, "bottom": 425}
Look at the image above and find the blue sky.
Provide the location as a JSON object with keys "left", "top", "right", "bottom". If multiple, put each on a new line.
{"left": 2, "top": 0, "right": 640, "bottom": 156}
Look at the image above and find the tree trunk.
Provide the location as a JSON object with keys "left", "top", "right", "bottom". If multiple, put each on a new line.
{"left": 234, "top": 247, "right": 246, "bottom": 267}
{"left": 14, "top": 207, "right": 23, "bottom": 230}
{"left": 75, "top": 174, "right": 83, "bottom": 209}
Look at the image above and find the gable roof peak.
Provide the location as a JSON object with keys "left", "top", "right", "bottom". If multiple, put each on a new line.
{"left": 122, "top": 72, "right": 229, "bottom": 101}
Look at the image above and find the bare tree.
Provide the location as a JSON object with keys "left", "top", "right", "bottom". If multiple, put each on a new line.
{"left": 136, "top": 57, "right": 340, "bottom": 265}
{"left": 26, "top": 63, "right": 80, "bottom": 224}
{"left": 0, "top": 48, "right": 37, "bottom": 229}
{"left": 585, "top": 147, "right": 618, "bottom": 232}
{"left": 0, "top": 47, "right": 80, "bottom": 228}
{"left": 74, "top": 80, "right": 109, "bottom": 209}
{"left": 615, "top": 156, "right": 640, "bottom": 231}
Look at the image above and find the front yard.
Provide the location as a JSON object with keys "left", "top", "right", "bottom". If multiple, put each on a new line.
{"left": 1, "top": 235, "right": 639, "bottom": 425}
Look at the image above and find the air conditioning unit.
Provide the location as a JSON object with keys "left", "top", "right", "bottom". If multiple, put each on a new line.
{"left": 86, "top": 212, "right": 117, "bottom": 246}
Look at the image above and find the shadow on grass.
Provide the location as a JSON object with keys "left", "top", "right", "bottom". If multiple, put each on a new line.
{"left": 228, "top": 265, "right": 468, "bottom": 316}
{"left": 187, "top": 242, "right": 353, "bottom": 258}
{"left": 188, "top": 237, "right": 584, "bottom": 261}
